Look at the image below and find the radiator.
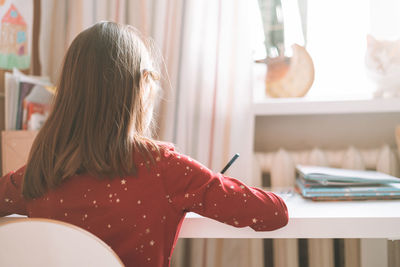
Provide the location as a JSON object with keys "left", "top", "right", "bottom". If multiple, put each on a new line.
{"left": 255, "top": 145, "right": 400, "bottom": 267}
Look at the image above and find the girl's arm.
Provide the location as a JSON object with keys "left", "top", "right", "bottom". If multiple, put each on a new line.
{"left": 0, "top": 167, "right": 27, "bottom": 217}
{"left": 160, "top": 147, "right": 288, "bottom": 231}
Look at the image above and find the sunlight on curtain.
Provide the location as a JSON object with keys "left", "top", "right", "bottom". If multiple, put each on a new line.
{"left": 306, "top": 0, "right": 373, "bottom": 99}
{"left": 370, "top": 0, "right": 400, "bottom": 40}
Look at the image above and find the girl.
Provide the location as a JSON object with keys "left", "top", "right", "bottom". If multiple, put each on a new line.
{"left": 0, "top": 22, "right": 288, "bottom": 267}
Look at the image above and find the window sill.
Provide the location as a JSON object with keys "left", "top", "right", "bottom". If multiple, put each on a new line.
{"left": 253, "top": 97, "right": 400, "bottom": 116}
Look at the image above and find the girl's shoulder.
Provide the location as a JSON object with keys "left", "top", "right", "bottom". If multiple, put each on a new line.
{"left": 154, "top": 141, "right": 179, "bottom": 162}
{"left": 154, "top": 141, "right": 175, "bottom": 152}
{"left": 155, "top": 142, "right": 210, "bottom": 174}
{"left": 142, "top": 140, "right": 203, "bottom": 171}
{"left": 134, "top": 140, "right": 178, "bottom": 166}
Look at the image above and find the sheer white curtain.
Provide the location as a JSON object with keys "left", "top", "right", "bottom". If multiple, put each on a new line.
{"left": 160, "top": 1, "right": 263, "bottom": 266}
{"left": 39, "top": 0, "right": 264, "bottom": 266}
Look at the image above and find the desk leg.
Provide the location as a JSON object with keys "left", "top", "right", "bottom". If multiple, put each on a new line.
{"left": 360, "top": 239, "right": 387, "bottom": 267}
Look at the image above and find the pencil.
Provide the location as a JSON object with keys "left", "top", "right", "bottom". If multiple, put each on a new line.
{"left": 221, "top": 153, "right": 240, "bottom": 174}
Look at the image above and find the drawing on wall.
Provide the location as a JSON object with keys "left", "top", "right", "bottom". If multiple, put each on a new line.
{"left": 0, "top": 0, "right": 33, "bottom": 70}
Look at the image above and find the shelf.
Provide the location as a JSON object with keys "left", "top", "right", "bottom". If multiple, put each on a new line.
{"left": 253, "top": 97, "right": 400, "bottom": 116}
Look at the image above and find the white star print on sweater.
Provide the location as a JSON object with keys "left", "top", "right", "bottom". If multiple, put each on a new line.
{"left": 0, "top": 143, "right": 288, "bottom": 267}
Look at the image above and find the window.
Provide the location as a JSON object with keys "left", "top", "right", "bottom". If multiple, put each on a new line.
{"left": 254, "top": 0, "right": 400, "bottom": 100}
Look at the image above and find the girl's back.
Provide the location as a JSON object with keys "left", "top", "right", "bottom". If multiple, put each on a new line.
{"left": 1, "top": 144, "right": 288, "bottom": 266}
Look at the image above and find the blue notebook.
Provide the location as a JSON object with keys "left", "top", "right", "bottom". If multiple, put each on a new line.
{"left": 295, "top": 179, "right": 400, "bottom": 200}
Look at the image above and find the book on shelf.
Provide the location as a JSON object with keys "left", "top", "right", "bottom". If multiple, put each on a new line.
{"left": 295, "top": 165, "right": 400, "bottom": 201}
{"left": 4, "top": 68, "right": 54, "bottom": 131}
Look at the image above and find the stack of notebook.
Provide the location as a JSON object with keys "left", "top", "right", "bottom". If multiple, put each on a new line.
{"left": 295, "top": 165, "right": 400, "bottom": 201}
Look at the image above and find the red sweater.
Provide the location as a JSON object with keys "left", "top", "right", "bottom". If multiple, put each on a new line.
{"left": 0, "top": 144, "right": 288, "bottom": 266}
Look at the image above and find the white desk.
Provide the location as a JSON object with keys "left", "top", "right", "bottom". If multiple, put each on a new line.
{"left": 180, "top": 192, "right": 400, "bottom": 240}
{"left": 2, "top": 192, "right": 400, "bottom": 240}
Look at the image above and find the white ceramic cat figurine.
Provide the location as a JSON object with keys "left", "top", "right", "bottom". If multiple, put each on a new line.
{"left": 365, "top": 35, "right": 400, "bottom": 98}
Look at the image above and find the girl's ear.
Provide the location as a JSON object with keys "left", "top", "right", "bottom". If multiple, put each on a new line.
{"left": 139, "top": 69, "right": 160, "bottom": 99}
{"left": 140, "top": 69, "right": 160, "bottom": 102}
{"left": 141, "top": 69, "right": 160, "bottom": 82}
{"left": 139, "top": 69, "right": 157, "bottom": 102}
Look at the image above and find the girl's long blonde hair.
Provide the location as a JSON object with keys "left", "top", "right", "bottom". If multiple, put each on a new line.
{"left": 23, "top": 22, "right": 160, "bottom": 199}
